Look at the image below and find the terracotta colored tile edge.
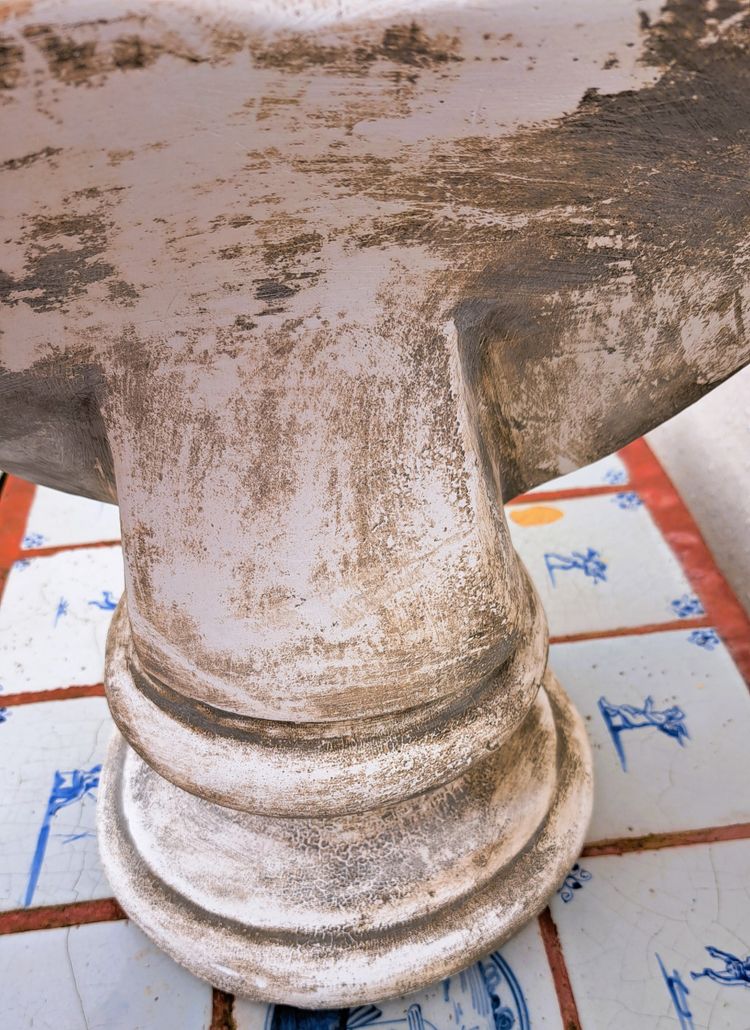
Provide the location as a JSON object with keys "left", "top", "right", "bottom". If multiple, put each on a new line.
{"left": 210, "top": 988, "right": 237, "bottom": 1030}
{"left": 549, "top": 617, "right": 709, "bottom": 645}
{"left": 538, "top": 907, "right": 582, "bottom": 1030}
{"left": 509, "top": 484, "right": 626, "bottom": 504}
{"left": 20, "top": 539, "right": 122, "bottom": 559}
{"left": 619, "top": 439, "right": 750, "bottom": 690}
{"left": 1, "top": 683, "right": 106, "bottom": 707}
{"left": 0, "top": 898, "right": 126, "bottom": 935}
{"left": 582, "top": 822, "right": 750, "bottom": 858}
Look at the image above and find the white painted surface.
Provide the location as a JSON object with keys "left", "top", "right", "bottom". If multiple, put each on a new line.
{"left": 235, "top": 919, "right": 564, "bottom": 1028}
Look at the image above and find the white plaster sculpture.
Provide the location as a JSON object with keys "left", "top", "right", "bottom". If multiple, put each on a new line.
{"left": 2, "top": 0, "right": 750, "bottom": 1008}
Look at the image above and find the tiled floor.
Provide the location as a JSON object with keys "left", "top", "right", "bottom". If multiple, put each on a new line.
{"left": 0, "top": 439, "right": 748, "bottom": 1030}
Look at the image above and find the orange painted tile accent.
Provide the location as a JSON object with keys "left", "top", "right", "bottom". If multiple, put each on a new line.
{"left": 0, "top": 898, "right": 126, "bottom": 935}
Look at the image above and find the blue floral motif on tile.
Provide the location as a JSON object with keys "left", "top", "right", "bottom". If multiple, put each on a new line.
{"left": 657, "top": 954, "right": 694, "bottom": 1030}
{"left": 687, "top": 628, "right": 720, "bottom": 651}
{"left": 544, "top": 547, "right": 607, "bottom": 587}
{"left": 264, "top": 951, "right": 529, "bottom": 1029}
{"left": 21, "top": 532, "right": 45, "bottom": 548}
{"left": 557, "top": 863, "right": 592, "bottom": 903}
{"left": 13, "top": 559, "right": 31, "bottom": 571}
{"left": 691, "top": 946, "right": 750, "bottom": 989}
{"left": 670, "top": 595, "right": 705, "bottom": 619}
{"left": 612, "top": 491, "right": 643, "bottom": 510}
{"left": 598, "top": 696, "right": 689, "bottom": 772}
{"left": 0, "top": 707, "right": 9, "bottom": 724}
{"left": 603, "top": 468, "right": 627, "bottom": 485}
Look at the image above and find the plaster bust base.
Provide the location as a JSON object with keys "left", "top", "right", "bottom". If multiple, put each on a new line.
{"left": 99, "top": 664, "right": 591, "bottom": 1008}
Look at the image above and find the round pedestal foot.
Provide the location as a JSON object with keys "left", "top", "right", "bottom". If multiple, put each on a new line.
{"left": 98, "top": 670, "right": 591, "bottom": 1008}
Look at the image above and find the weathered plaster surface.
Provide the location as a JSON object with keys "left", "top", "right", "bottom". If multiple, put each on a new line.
{"left": 1, "top": 0, "right": 748, "bottom": 1005}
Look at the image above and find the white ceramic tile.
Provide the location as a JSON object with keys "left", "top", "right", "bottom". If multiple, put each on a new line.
{"left": 0, "top": 919, "right": 212, "bottom": 1030}
{"left": 530, "top": 454, "right": 629, "bottom": 493}
{"left": 551, "top": 840, "right": 750, "bottom": 1029}
{"left": 235, "top": 919, "right": 562, "bottom": 1029}
{"left": 507, "top": 494, "right": 694, "bottom": 636}
{"left": 0, "top": 698, "right": 113, "bottom": 911}
{"left": 551, "top": 630, "right": 750, "bottom": 841}
{"left": 0, "top": 546, "right": 123, "bottom": 693}
{"left": 22, "top": 487, "right": 120, "bottom": 550}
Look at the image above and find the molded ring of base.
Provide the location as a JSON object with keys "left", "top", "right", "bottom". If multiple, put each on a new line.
{"left": 98, "top": 670, "right": 591, "bottom": 1008}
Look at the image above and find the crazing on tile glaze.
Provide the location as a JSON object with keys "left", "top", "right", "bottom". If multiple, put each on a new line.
{"left": 1, "top": 0, "right": 749, "bottom": 1007}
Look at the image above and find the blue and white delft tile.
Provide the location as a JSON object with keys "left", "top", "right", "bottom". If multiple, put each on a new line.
{"left": 528, "top": 455, "right": 629, "bottom": 493}
{"left": 0, "top": 546, "right": 123, "bottom": 693}
{"left": 551, "top": 840, "right": 750, "bottom": 1029}
{"left": 0, "top": 920, "right": 212, "bottom": 1030}
{"left": 0, "top": 698, "right": 113, "bottom": 911}
{"left": 21, "top": 487, "right": 121, "bottom": 550}
{"left": 507, "top": 494, "right": 694, "bottom": 637}
{"left": 234, "top": 919, "right": 563, "bottom": 1029}
{"left": 550, "top": 629, "right": 750, "bottom": 840}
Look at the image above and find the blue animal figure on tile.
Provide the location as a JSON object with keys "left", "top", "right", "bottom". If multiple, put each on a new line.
{"left": 598, "top": 695, "right": 689, "bottom": 772}
{"left": 24, "top": 764, "right": 101, "bottom": 908}
{"left": 691, "top": 946, "right": 750, "bottom": 989}
{"left": 544, "top": 547, "right": 607, "bottom": 587}
{"left": 88, "top": 589, "right": 118, "bottom": 611}
{"left": 264, "top": 951, "right": 529, "bottom": 1030}
{"left": 656, "top": 954, "right": 694, "bottom": 1030}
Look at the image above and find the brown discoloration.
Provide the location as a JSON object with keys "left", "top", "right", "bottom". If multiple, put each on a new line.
{"left": 23, "top": 21, "right": 205, "bottom": 84}
{"left": 0, "top": 34, "right": 22, "bottom": 87}
{"left": 1, "top": 145, "right": 60, "bottom": 170}
{"left": 2, "top": 208, "right": 115, "bottom": 312}
{"left": 251, "top": 20, "right": 463, "bottom": 77}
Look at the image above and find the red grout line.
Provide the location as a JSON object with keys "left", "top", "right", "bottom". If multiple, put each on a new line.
{"left": 1, "top": 684, "right": 105, "bottom": 708}
{"left": 538, "top": 908, "right": 582, "bottom": 1029}
{"left": 0, "top": 477, "right": 36, "bottom": 603}
{"left": 210, "top": 989, "right": 237, "bottom": 1030}
{"left": 509, "top": 483, "right": 626, "bottom": 504}
{"left": 549, "top": 617, "right": 710, "bottom": 646}
{"left": 619, "top": 439, "right": 750, "bottom": 690}
{"left": 0, "top": 898, "right": 126, "bottom": 935}
{"left": 19, "top": 539, "right": 121, "bottom": 559}
{"left": 583, "top": 822, "right": 750, "bottom": 858}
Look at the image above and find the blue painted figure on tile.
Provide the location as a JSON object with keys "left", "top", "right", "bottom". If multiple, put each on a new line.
{"left": 691, "top": 946, "right": 750, "bottom": 989}
{"left": 24, "top": 764, "right": 101, "bottom": 907}
{"left": 264, "top": 951, "right": 529, "bottom": 1029}
{"left": 656, "top": 954, "right": 694, "bottom": 1030}
{"left": 88, "top": 589, "right": 118, "bottom": 611}
{"left": 53, "top": 596, "right": 69, "bottom": 626}
{"left": 557, "top": 863, "right": 592, "bottom": 902}
{"left": 598, "top": 695, "right": 689, "bottom": 772}
{"left": 544, "top": 548, "right": 607, "bottom": 587}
